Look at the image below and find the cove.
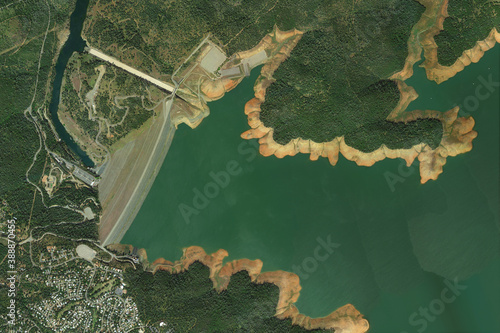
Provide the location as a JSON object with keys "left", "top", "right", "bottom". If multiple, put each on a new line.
{"left": 123, "top": 46, "right": 499, "bottom": 332}
{"left": 48, "top": 0, "right": 93, "bottom": 167}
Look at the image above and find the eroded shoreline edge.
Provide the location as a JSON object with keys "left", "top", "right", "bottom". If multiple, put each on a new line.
{"left": 110, "top": 244, "right": 370, "bottom": 332}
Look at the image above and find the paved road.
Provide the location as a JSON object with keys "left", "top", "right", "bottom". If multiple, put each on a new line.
{"left": 88, "top": 48, "right": 175, "bottom": 93}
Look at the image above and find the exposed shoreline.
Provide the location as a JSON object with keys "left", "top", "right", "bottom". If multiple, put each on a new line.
{"left": 390, "top": 0, "right": 449, "bottom": 81}
{"left": 98, "top": 4, "right": 491, "bottom": 326}
{"left": 90, "top": 0, "right": 495, "bottom": 244}
{"left": 241, "top": 73, "right": 476, "bottom": 184}
{"left": 98, "top": 33, "right": 274, "bottom": 245}
{"left": 393, "top": 0, "right": 500, "bottom": 84}
{"left": 239, "top": 13, "right": 479, "bottom": 184}
{"left": 109, "top": 244, "right": 369, "bottom": 332}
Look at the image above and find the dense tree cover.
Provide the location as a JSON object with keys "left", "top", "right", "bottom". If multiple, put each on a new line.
{"left": 261, "top": 72, "right": 442, "bottom": 151}
{"left": 0, "top": 286, "right": 9, "bottom": 314}
{"left": 125, "top": 261, "right": 333, "bottom": 332}
{"left": 0, "top": 0, "right": 93, "bottom": 228}
{"left": 84, "top": 0, "right": 343, "bottom": 74}
{"left": 86, "top": 0, "right": 444, "bottom": 152}
{"left": 0, "top": 116, "right": 86, "bottom": 230}
{"left": 0, "top": 0, "right": 97, "bottom": 243}
{"left": 435, "top": 0, "right": 500, "bottom": 66}
{"left": 48, "top": 180, "right": 99, "bottom": 207}
{"left": 0, "top": 114, "right": 39, "bottom": 194}
{"left": 0, "top": 0, "right": 77, "bottom": 125}
{"left": 30, "top": 234, "right": 76, "bottom": 256}
{"left": 32, "top": 219, "right": 98, "bottom": 240}
{"left": 259, "top": 1, "right": 443, "bottom": 151}
{"left": 80, "top": 0, "right": 355, "bottom": 73}
{"left": 0, "top": 116, "right": 82, "bottom": 229}
{"left": 0, "top": 0, "right": 102, "bottom": 326}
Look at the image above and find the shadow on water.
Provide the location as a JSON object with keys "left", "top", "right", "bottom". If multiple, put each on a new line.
{"left": 48, "top": 0, "right": 93, "bottom": 167}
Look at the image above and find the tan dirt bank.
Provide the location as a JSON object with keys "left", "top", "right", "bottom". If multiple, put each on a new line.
{"left": 131, "top": 245, "right": 369, "bottom": 332}
{"left": 393, "top": 0, "right": 500, "bottom": 84}
{"left": 238, "top": 25, "right": 478, "bottom": 184}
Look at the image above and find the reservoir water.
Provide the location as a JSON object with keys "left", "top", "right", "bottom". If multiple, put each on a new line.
{"left": 48, "top": 0, "right": 93, "bottom": 167}
{"left": 123, "top": 45, "right": 499, "bottom": 332}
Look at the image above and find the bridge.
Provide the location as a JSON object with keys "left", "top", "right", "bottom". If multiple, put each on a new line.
{"left": 87, "top": 48, "right": 176, "bottom": 93}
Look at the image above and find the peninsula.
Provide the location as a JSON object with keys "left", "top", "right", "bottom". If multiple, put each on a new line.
{"left": 111, "top": 244, "right": 370, "bottom": 332}
{"left": 238, "top": 0, "right": 496, "bottom": 183}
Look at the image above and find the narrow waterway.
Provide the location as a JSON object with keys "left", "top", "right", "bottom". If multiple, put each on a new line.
{"left": 48, "top": 0, "right": 93, "bottom": 166}
{"left": 123, "top": 45, "right": 499, "bottom": 332}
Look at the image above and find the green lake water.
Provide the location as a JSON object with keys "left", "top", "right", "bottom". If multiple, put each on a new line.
{"left": 123, "top": 46, "right": 499, "bottom": 332}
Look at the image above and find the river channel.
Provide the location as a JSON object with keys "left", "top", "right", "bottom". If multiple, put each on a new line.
{"left": 48, "top": 0, "right": 93, "bottom": 167}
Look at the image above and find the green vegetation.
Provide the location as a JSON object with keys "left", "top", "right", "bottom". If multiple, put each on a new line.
{"left": 9, "top": 239, "right": 133, "bottom": 331}
{"left": 260, "top": 1, "right": 444, "bottom": 151}
{"left": 87, "top": 278, "right": 119, "bottom": 298}
{"left": 1, "top": 0, "right": 491, "bottom": 330}
{"left": 59, "top": 52, "right": 160, "bottom": 161}
{"left": 125, "top": 261, "right": 332, "bottom": 332}
{"left": 0, "top": 114, "right": 87, "bottom": 232}
{"left": 30, "top": 234, "right": 76, "bottom": 257}
{"left": 0, "top": 1, "right": 114, "bottom": 330}
{"left": 0, "top": 243, "right": 9, "bottom": 311}
{"left": 0, "top": 0, "right": 77, "bottom": 125}
{"left": 85, "top": 0, "right": 444, "bottom": 152}
{"left": 48, "top": 180, "right": 99, "bottom": 208}
{"left": 82, "top": 0, "right": 344, "bottom": 74}
{"left": 1, "top": 0, "right": 339, "bottom": 328}
{"left": 0, "top": 0, "right": 99, "bottom": 235}
{"left": 435, "top": 0, "right": 500, "bottom": 66}
{"left": 32, "top": 219, "right": 98, "bottom": 240}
